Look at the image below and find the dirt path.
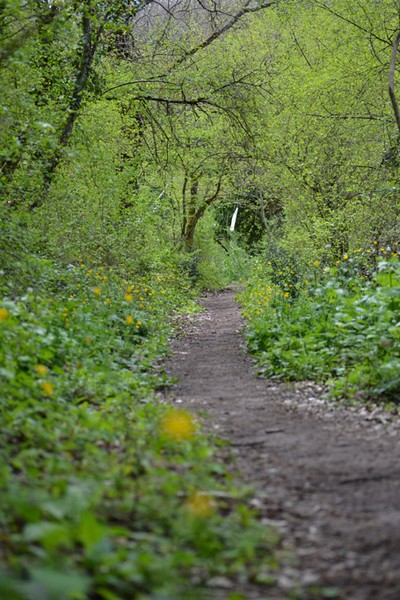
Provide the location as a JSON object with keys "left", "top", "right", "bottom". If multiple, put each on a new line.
{"left": 163, "top": 290, "right": 400, "bottom": 600}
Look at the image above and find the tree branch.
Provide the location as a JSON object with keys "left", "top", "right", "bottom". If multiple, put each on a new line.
{"left": 125, "top": 93, "right": 253, "bottom": 136}
{"left": 172, "top": 0, "right": 275, "bottom": 69}
{"left": 102, "top": 0, "right": 275, "bottom": 96}
{"left": 304, "top": 112, "right": 387, "bottom": 121}
{"left": 388, "top": 31, "right": 400, "bottom": 134}
{"left": 312, "top": 1, "right": 390, "bottom": 46}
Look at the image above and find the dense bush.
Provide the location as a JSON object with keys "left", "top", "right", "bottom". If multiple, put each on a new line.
{"left": 239, "top": 247, "right": 400, "bottom": 404}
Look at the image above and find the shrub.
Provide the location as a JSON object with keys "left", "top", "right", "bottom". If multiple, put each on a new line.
{"left": 239, "top": 251, "right": 400, "bottom": 404}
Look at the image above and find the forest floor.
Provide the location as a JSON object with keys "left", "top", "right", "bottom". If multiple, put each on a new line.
{"left": 162, "top": 289, "right": 400, "bottom": 600}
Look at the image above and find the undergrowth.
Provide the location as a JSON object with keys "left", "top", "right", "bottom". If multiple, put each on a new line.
{"left": 0, "top": 230, "right": 279, "bottom": 599}
{"left": 239, "top": 245, "right": 400, "bottom": 405}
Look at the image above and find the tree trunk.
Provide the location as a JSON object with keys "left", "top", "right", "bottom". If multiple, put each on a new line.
{"left": 182, "top": 177, "right": 222, "bottom": 251}
{"left": 389, "top": 30, "right": 400, "bottom": 135}
{"left": 258, "top": 187, "right": 270, "bottom": 233}
{"left": 183, "top": 177, "right": 199, "bottom": 251}
{"left": 39, "top": 8, "right": 101, "bottom": 197}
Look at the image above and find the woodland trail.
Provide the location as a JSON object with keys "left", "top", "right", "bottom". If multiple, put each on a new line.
{"left": 163, "top": 289, "right": 400, "bottom": 600}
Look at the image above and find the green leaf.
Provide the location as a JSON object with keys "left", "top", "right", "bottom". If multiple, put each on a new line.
{"left": 76, "top": 511, "right": 105, "bottom": 551}
{"left": 23, "top": 522, "right": 72, "bottom": 551}
{"left": 19, "top": 568, "right": 91, "bottom": 600}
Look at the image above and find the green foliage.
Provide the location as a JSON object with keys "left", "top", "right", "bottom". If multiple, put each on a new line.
{"left": 190, "top": 217, "right": 257, "bottom": 289}
{"left": 239, "top": 251, "right": 400, "bottom": 404}
{"left": 193, "top": 215, "right": 231, "bottom": 289}
{"left": 242, "top": 1, "right": 400, "bottom": 265}
{"left": 262, "top": 242, "right": 302, "bottom": 299}
{"left": 0, "top": 244, "right": 278, "bottom": 598}
{"left": 214, "top": 200, "right": 267, "bottom": 252}
{"left": 220, "top": 238, "right": 254, "bottom": 283}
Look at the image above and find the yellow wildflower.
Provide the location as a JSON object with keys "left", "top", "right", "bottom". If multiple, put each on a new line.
{"left": 313, "top": 261, "right": 320, "bottom": 267}
{"left": 35, "top": 364, "right": 49, "bottom": 376}
{"left": 126, "top": 315, "right": 134, "bottom": 324}
{"left": 0, "top": 308, "right": 9, "bottom": 321}
{"left": 186, "top": 492, "right": 215, "bottom": 517}
{"left": 40, "top": 381, "right": 54, "bottom": 396}
{"left": 160, "top": 410, "right": 196, "bottom": 440}
{"left": 125, "top": 293, "right": 133, "bottom": 302}
{"left": 93, "top": 287, "right": 101, "bottom": 295}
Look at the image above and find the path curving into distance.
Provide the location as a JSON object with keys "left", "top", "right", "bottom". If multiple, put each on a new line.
{"left": 163, "top": 289, "right": 400, "bottom": 600}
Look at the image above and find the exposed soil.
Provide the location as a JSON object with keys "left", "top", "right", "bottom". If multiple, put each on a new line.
{"left": 162, "top": 289, "right": 400, "bottom": 600}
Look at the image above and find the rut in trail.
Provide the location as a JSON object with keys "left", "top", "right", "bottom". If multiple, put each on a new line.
{"left": 164, "top": 289, "right": 400, "bottom": 600}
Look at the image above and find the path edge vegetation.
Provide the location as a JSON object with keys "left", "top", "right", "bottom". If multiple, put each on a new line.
{"left": 0, "top": 220, "right": 284, "bottom": 599}
{"left": 238, "top": 245, "right": 400, "bottom": 410}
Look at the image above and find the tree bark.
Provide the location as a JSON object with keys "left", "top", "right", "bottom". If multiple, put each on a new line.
{"left": 183, "top": 176, "right": 199, "bottom": 250}
{"left": 181, "top": 175, "right": 188, "bottom": 238}
{"left": 388, "top": 30, "right": 400, "bottom": 135}
{"left": 183, "top": 177, "right": 222, "bottom": 250}
{"left": 40, "top": 7, "right": 101, "bottom": 195}
{"left": 258, "top": 187, "right": 269, "bottom": 233}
